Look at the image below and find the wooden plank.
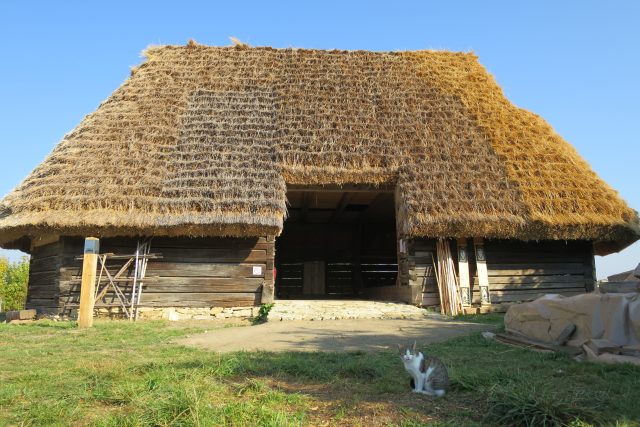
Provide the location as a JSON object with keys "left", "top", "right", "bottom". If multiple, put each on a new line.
{"left": 487, "top": 274, "right": 586, "bottom": 285}
{"left": 488, "top": 262, "right": 586, "bottom": 272}
{"left": 303, "top": 261, "right": 326, "bottom": 295}
{"left": 482, "top": 252, "right": 587, "bottom": 264}
{"left": 262, "top": 244, "right": 275, "bottom": 304}
{"left": 78, "top": 238, "right": 99, "bottom": 328}
{"left": 64, "top": 292, "right": 261, "bottom": 308}
{"left": 64, "top": 248, "right": 266, "bottom": 264}
{"left": 26, "top": 298, "right": 59, "bottom": 308}
{"left": 485, "top": 281, "right": 587, "bottom": 291}
{"left": 25, "top": 286, "right": 61, "bottom": 298}
{"left": 60, "top": 263, "right": 266, "bottom": 281}
{"left": 584, "top": 245, "right": 596, "bottom": 292}
{"left": 487, "top": 264, "right": 586, "bottom": 276}
{"left": 31, "top": 241, "right": 63, "bottom": 258}
{"left": 471, "top": 287, "right": 587, "bottom": 296}
{"left": 139, "top": 292, "right": 260, "bottom": 307}
{"left": 63, "top": 236, "right": 267, "bottom": 252}
{"left": 472, "top": 288, "right": 586, "bottom": 303}
{"left": 126, "top": 277, "right": 264, "bottom": 293}
{"left": 457, "top": 238, "right": 471, "bottom": 307}
{"left": 494, "top": 332, "right": 567, "bottom": 353}
{"left": 29, "top": 255, "right": 60, "bottom": 273}
{"left": 474, "top": 238, "right": 491, "bottom": 305}
{"left": 29, "top": 270, "right": 60, "bottom": 286}
{"left": 287, "top": 184, "right": 394, "bottom": 192}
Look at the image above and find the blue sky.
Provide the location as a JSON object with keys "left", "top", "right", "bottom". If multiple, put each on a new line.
{"left": 0, "top": 1, "right": 638, "bottom": 278}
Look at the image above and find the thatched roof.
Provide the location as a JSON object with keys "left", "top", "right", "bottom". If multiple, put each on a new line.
{"left": 1, "top": 42, "right": 638, "bottom": 254}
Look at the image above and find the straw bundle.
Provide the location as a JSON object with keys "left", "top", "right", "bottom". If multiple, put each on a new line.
{"left": 433, "top": 239, "right": 461, "bottom": 316}
{"left": 0, "top": 44, "right": 637, "bottom": 252}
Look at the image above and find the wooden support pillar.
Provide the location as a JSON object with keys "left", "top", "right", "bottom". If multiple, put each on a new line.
{"left": 78, "top": 237, "right": 99, "bottom": 328}
{"left": 473, "top": 237, "right": 491, "bottom": 305}
{"left": 261, "top": 235, "right": 276, "bottom": 304}
{"left": 585, "top": 243, "right": 596, "bottom": 292}
{"left": 352, "top": 223, "right": 363, "bottom": 296}
{"left": 457, "top": 238, "right": 472, "bottom": 307}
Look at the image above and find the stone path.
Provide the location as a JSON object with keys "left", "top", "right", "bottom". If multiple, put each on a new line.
{"left": 268, "top": 300, "right": 432, "bottom": 321}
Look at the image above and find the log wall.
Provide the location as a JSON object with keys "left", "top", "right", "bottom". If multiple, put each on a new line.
{"left": 27, "top": 240, "right": 64, "bottom": 314}
{"left": 27, "top": 236, "right": 274, "bottom": 315}
{"left": 405, "top": 238, "right": 594, "bottom": 307}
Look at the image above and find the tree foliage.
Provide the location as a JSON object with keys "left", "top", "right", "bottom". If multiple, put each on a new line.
{"left": 0, "top": 256, "right": 29, "bottom": 311}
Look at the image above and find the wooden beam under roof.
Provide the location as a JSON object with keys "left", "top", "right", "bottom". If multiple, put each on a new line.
{"left": 330, "top": 192, "right": 354, "bottom": 223}
{"left": 287, "top": 184, "right": 394, "bottom": 193}
{"left": 300, "top": 192, "right": 310, "bottom": 223}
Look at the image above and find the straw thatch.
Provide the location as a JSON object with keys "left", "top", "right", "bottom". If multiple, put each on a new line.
{"left": 0, "top": 42, "right": 637, "bottom": 254}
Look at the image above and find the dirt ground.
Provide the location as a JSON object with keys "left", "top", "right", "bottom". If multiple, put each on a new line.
{"left": 178, "top": 317, "right": 491, "bottom": 352}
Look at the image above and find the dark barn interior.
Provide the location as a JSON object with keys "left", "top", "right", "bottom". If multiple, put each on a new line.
{"left": 275, "top": 187, "right": 398, "bottom": 299}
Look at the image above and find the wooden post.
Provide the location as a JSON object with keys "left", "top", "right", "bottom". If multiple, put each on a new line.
{"left": 261, "top": 236, "right": 275, "bottom": 304}
{"left": 473, "top": 237, "right": 491, "bottom": 306}
{"left": 78, "top": 237, "right": 99, "bottom": 328}
{"left": 352, "top": 223, "right": 363, "bottom": 297}
{"left": 457, "top": 238, "right": 471, "bottom": 307}
{"left": 585, "top": 243, "right": 596, "bottom": 292}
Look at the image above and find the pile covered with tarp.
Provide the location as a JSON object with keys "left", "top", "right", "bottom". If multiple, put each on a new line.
{"left": 504, "top": 292, "right": 640, "bottom": 365}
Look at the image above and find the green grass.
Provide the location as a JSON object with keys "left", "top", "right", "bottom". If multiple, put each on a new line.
{"left": 1, "top": 318, "right": 639, "bottom": 426}
{"left": 454, "top": 312, "right": 506, "bottom": 328}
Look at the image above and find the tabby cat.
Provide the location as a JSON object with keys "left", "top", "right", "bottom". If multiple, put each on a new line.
{"left": 398, "top": 342, "right": 449, "bottom": 397}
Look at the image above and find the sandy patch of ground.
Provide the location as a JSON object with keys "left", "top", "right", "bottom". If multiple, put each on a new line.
{"left": 178, "top": 317, "right": 490, "bottom": 352}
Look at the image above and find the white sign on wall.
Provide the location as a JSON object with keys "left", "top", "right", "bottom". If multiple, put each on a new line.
{"left": 252, "top": 266, "right": 263, "bottom": 276}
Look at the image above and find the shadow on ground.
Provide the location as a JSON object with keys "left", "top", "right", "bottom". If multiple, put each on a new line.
{"left": 179, "top": 318, "right": 492, "bottom": 352}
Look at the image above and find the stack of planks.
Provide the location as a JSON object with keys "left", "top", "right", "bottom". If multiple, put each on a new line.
{"left": 433, "top": 239, "right": 462, "bottom": 315}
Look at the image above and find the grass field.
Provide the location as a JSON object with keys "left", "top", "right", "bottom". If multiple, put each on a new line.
{"left": 1, "top": 316, "right": 638, "bottom": 426}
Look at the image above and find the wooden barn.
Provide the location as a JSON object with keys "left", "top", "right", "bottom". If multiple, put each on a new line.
{"left": 0, "top": 42, "right": 638, "bottom": 317}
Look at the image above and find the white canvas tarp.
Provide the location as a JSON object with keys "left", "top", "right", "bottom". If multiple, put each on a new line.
{"left": 505, "top": 293, "right": 640, "bottom": 348}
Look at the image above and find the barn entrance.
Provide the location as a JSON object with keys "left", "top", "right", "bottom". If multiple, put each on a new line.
{"left": 275, "top": 186, "right": 398, "bottom": 299}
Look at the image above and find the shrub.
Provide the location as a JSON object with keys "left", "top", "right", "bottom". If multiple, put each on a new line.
{"left": 251, "top": 303, "right": 274, "bottom": 325}
{"left": 0, "top": 256, "right": 30, "bottom": 311}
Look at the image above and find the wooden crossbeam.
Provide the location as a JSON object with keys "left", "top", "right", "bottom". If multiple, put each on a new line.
{"left": 330, "top": 192, "right": 353, "bottom": 223}
{"left": 76, "top": 253, "right": 161, "bottom": 261}
{"left": 359, "top": 192, "right": 388, "bottom": 221}
{"left": 287, "top": 184, "right": 394, "bottom": 192}
{"left": 94, "top": 257, "right": 134, "bottom": 302}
